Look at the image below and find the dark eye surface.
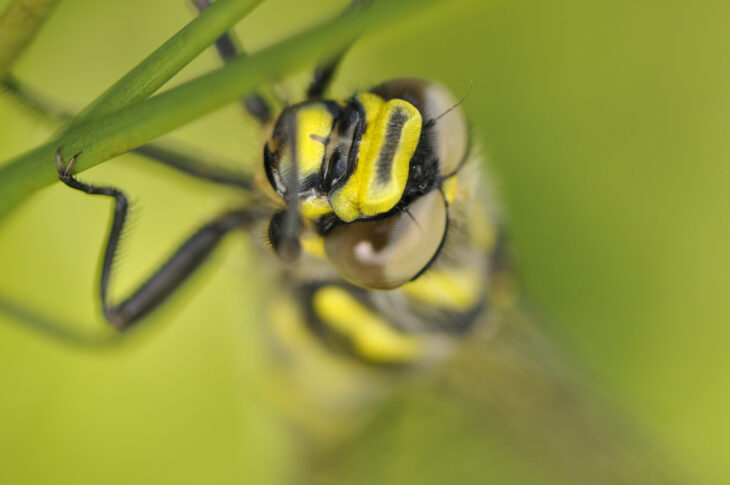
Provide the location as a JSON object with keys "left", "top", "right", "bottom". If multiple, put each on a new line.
{"left": 324, "top": 190, "right": 448, "bottom": 289}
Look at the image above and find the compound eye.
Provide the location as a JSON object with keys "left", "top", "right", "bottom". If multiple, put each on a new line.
{"left": 423, "top": 82, "right": 468, "bottom": 176}
{"left": 324, "top": 190, "right": 448, "bottom": 290}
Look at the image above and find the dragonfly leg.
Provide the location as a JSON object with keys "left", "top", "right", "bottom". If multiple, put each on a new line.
{"left": 191, "top": 0, "right": 272, "bottom": 123}
{"left": 306, "top": 52, "right": 347, "bottom": 100}
{"left": 306, "top": 0, "right": 371, "bottom": 99}
{"left": 55, "top": 148, "right": 260, "bottom": 330}
{"left": 132, "top": 143, "right": 253, "bottom": 190}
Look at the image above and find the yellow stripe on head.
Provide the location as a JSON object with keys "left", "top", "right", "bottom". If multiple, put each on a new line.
{"left": 356, "top": 92, "right": 384, "bottom": 127}
{"left": 359, "top": 99, "right": 422, "bottom": 217}
{"left": 328, "top": 93, "right": 384, "bottom": 222}
{"left": 329, "top": 94, "right": 422, "bottom": 222}
{"left": 296, "top": 104, "right": 334, "bottom": 178}
{"left": 327, "top": 177, "right": 360, "bottom": 223}
{"left": 300, "top": 194, "right": 333, "bottom": 219}
{"left": 277, "top": 104, "right": 334, "bottom": 183}
{"left": 312, "top": 285, "right": 421, "bottom": 363}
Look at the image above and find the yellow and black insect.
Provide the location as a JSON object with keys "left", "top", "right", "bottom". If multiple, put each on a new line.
{"left": 0, "top": 3, "right": 682, "bottom": 483}
{"left": 12, "top": 0, "right": 506, "bottom": 370}
{"left": 52, "top": 77, "right": 501, "bottom": 364}
{"left": 0, "top": 3, "right": 512, "bottom": 463}
{"left": 259, "top": 77, "right": 504, "bottom": 364}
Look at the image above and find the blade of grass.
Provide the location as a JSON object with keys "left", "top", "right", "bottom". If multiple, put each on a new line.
{"left": 66, "top": 0, "right": 264, "bottom": 129}
{"left": 0, "top": 0, "right": 443, "bottom": 219}
{"left": 1, "top": 74, "right": 253, "bottom": 187}
{"left": 0, "top": 0, "right": 62, "bottom": 78}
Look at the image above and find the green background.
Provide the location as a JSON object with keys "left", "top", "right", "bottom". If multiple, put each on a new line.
{"left": 0, "top": 0, "right": 728, "bottom": 483}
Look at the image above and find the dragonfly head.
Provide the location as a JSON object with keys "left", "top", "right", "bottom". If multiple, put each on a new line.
{"left": 263, "top": 80, "right": 467, "bottom": 289}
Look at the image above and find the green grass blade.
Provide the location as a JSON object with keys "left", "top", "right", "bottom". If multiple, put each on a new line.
{"left": 0, "top": 0, "right": 62, "bottom": 78}
{"left": 67, "top": 0, "right": 264, "bottom": 129}
{"left": 0, "top": 0, "right": 442, "bottom": 219}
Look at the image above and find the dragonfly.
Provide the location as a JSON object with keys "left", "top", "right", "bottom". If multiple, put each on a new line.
{"left": 0, "top": 1, "right": 681, "bottom": 483}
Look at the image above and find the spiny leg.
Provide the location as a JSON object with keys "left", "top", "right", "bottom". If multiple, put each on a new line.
{"left": 133, "top": 142, "right": 253, "bottom": 190}
{"left": 55, "top": 149, "right": 260, "bottom": 330}
{"left": 306, "top": 0, "right": 370, "bottom": 99}
{"left": 191, "top": 0, "right": 272, "bottom": 123}
{"left": 306, "top": 51, "right": 348, "bottom": 100}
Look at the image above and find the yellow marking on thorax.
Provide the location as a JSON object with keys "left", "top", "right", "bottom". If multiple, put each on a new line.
{"left": 468, "top": 203, "right": 497, "bottom": 252}
{"left": 402, "top": 267, "right": 483, "bottom": 312}
{"left": 330, "top": 94, "right": 422, "bottom": 222}
{"left": 312, "top": 286, "right": 421, "bottom": 363}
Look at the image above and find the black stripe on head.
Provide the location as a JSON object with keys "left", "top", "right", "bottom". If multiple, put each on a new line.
{"left": 376, "top": 108, "right": 410, "bottom": 184}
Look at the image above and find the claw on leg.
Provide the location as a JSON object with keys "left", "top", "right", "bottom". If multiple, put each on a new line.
{"left": 55, "top": 148, "right": 64, "bottom": 175}
{"left": 55, "top": 148, "right": 82, "bottom": 180}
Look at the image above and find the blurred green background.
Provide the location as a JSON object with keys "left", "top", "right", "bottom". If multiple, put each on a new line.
{"left": 0, "top": 0, "right": 728, "bottom": 483}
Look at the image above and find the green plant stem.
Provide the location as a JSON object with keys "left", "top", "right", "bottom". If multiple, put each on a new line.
{"left": 1, "top": 74, "right": 252, "bottom": 186}
{"left": 67, "top": 0, "right": 263, "bottom": 129}
{"left": 0, "top": 0, "right": 441, "bottom": 219}
{"left": 0, "top": 0, "right": 61, "bottom": 78}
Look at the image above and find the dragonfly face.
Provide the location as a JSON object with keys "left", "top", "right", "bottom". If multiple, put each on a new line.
{"left": 260, "top": 79, "right": 504, "bottom": 365}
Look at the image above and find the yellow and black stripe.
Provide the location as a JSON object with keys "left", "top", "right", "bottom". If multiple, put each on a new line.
{"left": 328, "top": 93, "right": 422, "bottom": 222}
